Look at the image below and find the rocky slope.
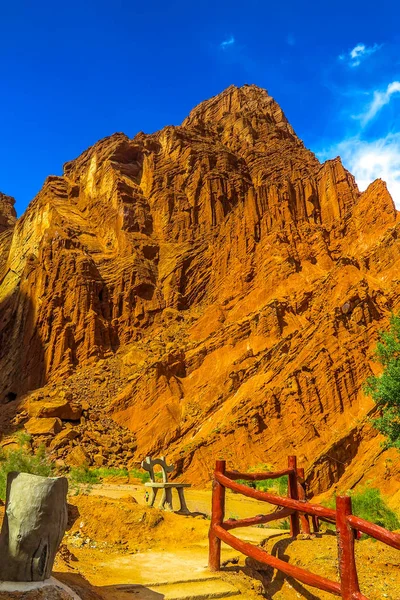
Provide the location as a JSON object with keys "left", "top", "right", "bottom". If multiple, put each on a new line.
{"left": 0, "top": 84, "right": 399, "bottom": 494}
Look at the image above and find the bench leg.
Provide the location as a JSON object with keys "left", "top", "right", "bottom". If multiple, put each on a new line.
{"left": 160, "top": 487, "right": 173, "bottom": 511}
{"left": 148, "top": 488, "right": 158, "bottom": 507}
{"left": 177, "top": 488, "right": 190, "bottom": 514}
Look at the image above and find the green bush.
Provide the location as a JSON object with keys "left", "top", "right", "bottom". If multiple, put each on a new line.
{"left": 237, "top": 464, "right": 288, "bottom": 496}
{"left": 364, "top": 312, "right": 400, "bottom": 448}
{"left": 129, "top": 468, "right": 162, "bottom": 483}
{"left": 68, "top": 465, "right": 101, "bottom": 485}
{"left": 350, "top": 488, "right": 400, "bottom": 531}
{"left": 254, "top": 476, "right": 288, "bottom": 496}
{"left": 324, "top": 488, "right": 400, "bottom": 532}
{"left": 129, "top": 467, "right": 151, "bottom": 483}
{"left": 95, "top": 467, "right": 129, "bottom": 479}
{"left": 0, "top": 433, "right": 54, "bottom": 501}
{"left": 68, "top": 465, "right": 161, "bottom": 485}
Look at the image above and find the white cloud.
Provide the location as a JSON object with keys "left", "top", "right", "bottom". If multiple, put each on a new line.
{"left": 220, "top": 36, "right": 235, "bottom": 50}
{"left": 318, "top": 133, "right": 400, "bottom": 207}
{"left": 360, "top": 81, "right": 400, "bottom": 125}
{"left": 339, "top": 42, "right": 381, "bottom": 67}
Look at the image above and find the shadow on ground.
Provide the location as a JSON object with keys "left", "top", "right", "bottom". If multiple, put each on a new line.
{"left": 56, "top": 572, "right": 164, "bottom": 599}
{"left": 222, "top": 532, "right": 337, "bottom": 600}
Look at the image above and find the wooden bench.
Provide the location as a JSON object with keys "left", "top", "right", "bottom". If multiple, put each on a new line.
{"left": 141, "top": 456, "right": 191, "bottom": 514}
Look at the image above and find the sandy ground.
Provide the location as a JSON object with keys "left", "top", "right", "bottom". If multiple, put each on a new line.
{"left": 87, "top": 480, "right": 274, "bottom": 518}
{"left": 2, "top": 482, "right": 400, "bottom": 599}
{"left": 52, "top": 482, "right": 400, "bottom": 599}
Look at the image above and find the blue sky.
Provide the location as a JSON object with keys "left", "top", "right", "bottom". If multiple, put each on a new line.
{"left": 1, "top": 0, "right": 399, "bottom": 215}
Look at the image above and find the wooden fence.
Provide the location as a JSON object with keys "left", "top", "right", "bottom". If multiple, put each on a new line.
{"left": 209, "top": 457, "right": 400, "bottom": 599}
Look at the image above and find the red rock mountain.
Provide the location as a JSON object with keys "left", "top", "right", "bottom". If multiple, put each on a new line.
{"left": 0, "top": 85, "right": 399, "bottom": 496}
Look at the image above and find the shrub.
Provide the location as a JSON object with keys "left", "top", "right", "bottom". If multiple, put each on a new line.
{"left": 0, "top": 433, "right": 54, "bottom": 501}
{"left": 95, "top": 467, "right": 129, "bottom": 479}
{"left": 129, "top": 468, "right": 162, "bottom": 483}
{"left": 67, "top": 465, "right": 163, "bottom": 490}
{"left": 364, "top": 312, "right": 400, "bottom": 448}
{"left": 254, "top": 476, "right": 288, "bottom": 496}
{"left": 237, "top": 464, "right": 288, "bottom": 496}
{"left": 350, "top": 488, "right": 400, "bottom": 531}
{"left": 129, "top": 467, "right": 151, "bottom": 483}
{"left": 68, "top": 465, "right": 101, "bottom": 485}
{"left": 324, "top": 488, "right": 400, "bottom": 532}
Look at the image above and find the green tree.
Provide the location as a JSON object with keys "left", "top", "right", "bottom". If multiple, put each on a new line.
{"left": 365, "top": 313, "right": 400, "bottom": 448}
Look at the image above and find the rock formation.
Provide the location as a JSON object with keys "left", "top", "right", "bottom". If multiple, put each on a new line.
{"left": 0, "top": 84, "right": 399, "bottom": 494}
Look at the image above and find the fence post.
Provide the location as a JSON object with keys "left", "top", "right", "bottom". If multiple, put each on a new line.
{"left": 296, "top": 467, "right": 311, "bottom": 535}
{"left": 336, "top": 496, "right": 360, "bottom": 599}
{"left": 288, "top": 456, "right": 300, "bottom": 538}
{"left": 209, "top": 460, "right": 226, "bottom": 571}
{"left": 311, "top": 515, "right": 320, "bottom": 533}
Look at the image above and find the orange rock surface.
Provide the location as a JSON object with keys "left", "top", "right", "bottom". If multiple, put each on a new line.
{"left": 0, "top": 84, "right": 399, "bottom": 494}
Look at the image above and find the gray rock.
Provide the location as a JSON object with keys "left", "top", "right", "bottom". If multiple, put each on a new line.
{"left": 0, "top": 473, "right": 68, "bottom": 582}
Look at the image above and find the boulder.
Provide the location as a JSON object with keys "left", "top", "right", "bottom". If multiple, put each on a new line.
{"left": 28, "top": 398, "right": 82, "bottom": 421}
{"left": 65, "top": 446, "right": 90, "bottom": 467}
{"left": 50, "top": 428, "right": 79, "bottom": 451}
{"left": 92, "top": 453, "right": 105, "bottom": 466}
{"left": 0, "top": 473, "right": 68, "bottom": 582}
{"left": 25, "top": 417, "right": 62, "bottom": 435}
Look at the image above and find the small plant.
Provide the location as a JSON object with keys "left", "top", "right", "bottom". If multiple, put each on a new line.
{"left": 0, "top": 433, "right": 54, "bottom": 501}
{"left": 278, "top": 518, "right": 290, "bottom": 530}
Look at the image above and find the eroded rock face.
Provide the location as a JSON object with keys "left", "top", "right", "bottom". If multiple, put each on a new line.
{"left": 0, "top": 84, "right": 399, "bottom": 492}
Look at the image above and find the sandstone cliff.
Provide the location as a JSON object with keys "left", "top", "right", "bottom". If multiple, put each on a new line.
{"left": 0, "top": 84, "right": 399, "bottom": 495}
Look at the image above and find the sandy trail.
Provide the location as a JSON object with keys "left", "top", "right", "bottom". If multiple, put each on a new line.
{"left": 55, "top": 482, "right": 284, "bottom": 598}
{"left": 88, "top": 481, "right": 279, "bottom": 522}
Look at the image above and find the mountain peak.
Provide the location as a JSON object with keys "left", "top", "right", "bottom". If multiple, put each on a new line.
{"left": 182, "top": 83, "right": 287, "bottom": 129}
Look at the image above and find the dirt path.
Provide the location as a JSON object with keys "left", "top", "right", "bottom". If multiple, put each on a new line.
{"left": 58, "top": 483, "right": 400, "bottom": 600}
{"left": 2, "top": 481, "right": 395, "bottom": 599}
{"left": 88, "top": 481, "right": 277, "bottom": 522}
{"left": 56, "top": 483, "right": 284, "bottom": 599}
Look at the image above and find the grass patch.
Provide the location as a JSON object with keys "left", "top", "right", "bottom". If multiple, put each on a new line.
{"left": 324, "top": 487, "right": 400, "bottom": 532}
{"left": 129, "top": 467, "right": 151, "bottom": 483}
{"left": 278, "top": 518, "right": 290, "bottom": 530}
{"left": 0, "top": 432, "right": 54, "bottom": 501}
{"left": 350, "top": 488, "right": 400, "bottom": 531}
{"left": 237, "top": 464, "right": 288, "bottom": 496}
{"left": 68, "top": 466, "right": 163, "bottom": 486}
{"left": 95, "top": 467, "right": 129, "bottom": 479}
{"left": 69, "top": 465, "right": 101, "bottom": 485}
{"left": 129, "top": 468, "right": 163, "bottom": 483}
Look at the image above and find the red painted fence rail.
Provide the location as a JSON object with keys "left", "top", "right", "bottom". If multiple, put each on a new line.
{"left": 208, "top": 457, "right": 400, "bottom": 600}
